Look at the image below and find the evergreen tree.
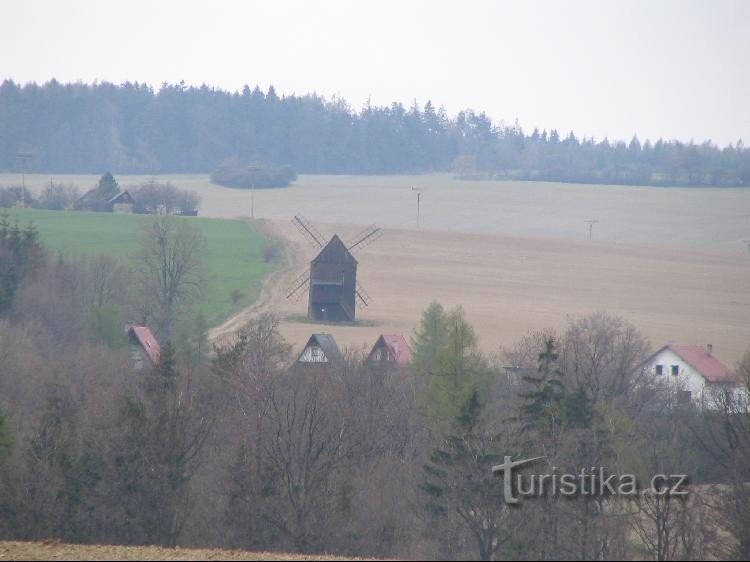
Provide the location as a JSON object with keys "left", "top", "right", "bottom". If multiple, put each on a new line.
{"left": 421, "top": 389, "right": 514, "bottom": 561}
{"left": 0, "top": 405, "right": 12, "bottom": 464}
{"left": 96, "top": 172, "right": 120, "bottom": 200}
{"left": 111, "top": 341, "right": 211, "bottom": 546}
{"left": 0, "top": 215, "right": 44, "bottom": 315}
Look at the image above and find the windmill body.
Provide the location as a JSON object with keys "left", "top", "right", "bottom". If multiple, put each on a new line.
{"left": 287, "top": 215, "right": 381, "bottom": 323}
{"left": 308, "top": 235, "right": 358, "bottom": 321}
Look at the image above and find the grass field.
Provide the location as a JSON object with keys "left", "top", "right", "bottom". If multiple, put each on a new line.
{"left": 0, "top": 541, "right": 365, "bottom": 561}
{"left": 0, "top": 208, "right": 270, "bottom": 327}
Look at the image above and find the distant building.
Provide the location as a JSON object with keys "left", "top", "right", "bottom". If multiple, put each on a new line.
{"left": 295, "top": 333, "right": 344, "bottom": 367}
{"left": 109, "top": 190, "right": 136, "bottom": 213}
{"left": 127, "top": 325, "right": 161, "bottom": 370}
{"left": 641, "top": 344, "right": 746, "bottom": 408}
{"left": 308, "top": 235, "right": 358, "bottom": 322}
{"left": 75, "top": 189, "right": 136, "bottom": 213}
{"left": 367, "top": 334, "right": 413, "bottom": 368}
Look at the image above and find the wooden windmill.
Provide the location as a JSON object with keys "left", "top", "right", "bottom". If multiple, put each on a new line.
{"left": 286, "top": 215, "right": 382, "bottom": 322}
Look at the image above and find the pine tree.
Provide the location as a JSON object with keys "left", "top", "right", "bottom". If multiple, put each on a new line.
{"left": 0, "top": 405, "right": 12, "bottom": 463}
{"left": 421, "top": 389, "right": 512, "bottom": 561}
{"left": 96, "top": 172, "right": 120, "bottom": 200}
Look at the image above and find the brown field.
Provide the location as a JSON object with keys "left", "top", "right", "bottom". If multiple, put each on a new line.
{"left": 0, "top": 541, "right": 366, "bottom": 561}
{"left": 210, "top": 219, "right": 750, "bottom": 367}
{"left": 6, "top": 172, "right": 750, "bottom": 366}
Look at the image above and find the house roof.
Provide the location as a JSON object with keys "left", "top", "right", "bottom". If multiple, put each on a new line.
{"left": 649, "top": 344, "right": 739, "bottom": 385}
{"left": 75, "top": 187, "right": 101, "bottom": 207}
{"left": 368, "top": 334, "right": 413, "bottom": 366}
{"left": 296, "top": 333, "right": 344, "bottom": 365}
{"left": 108, "top": 190, "right": 135, "bottom": 205}
{"left": 312, "top": 234, "right": 357, "bottom": 266}
{"left": 127, "top": 325, "right": 161, "bottom": 365}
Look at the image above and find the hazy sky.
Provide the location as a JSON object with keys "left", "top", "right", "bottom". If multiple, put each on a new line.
{"left": 2, "top": 0, "right": 749, "bottom": 145}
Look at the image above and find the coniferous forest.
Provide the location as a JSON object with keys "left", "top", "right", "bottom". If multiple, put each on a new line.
{"left": 2, "top": 79, "right": 749, "bottom": 186}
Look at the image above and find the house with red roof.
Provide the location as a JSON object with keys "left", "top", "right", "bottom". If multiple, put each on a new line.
{"left": 127, "top": 325, "right": 161, "bottom": 370}
{"left": 642, "top": 344, "right": 746, "bottom": 408}
{"left": 367, "top": 334, "right": 413, "bottom": 368}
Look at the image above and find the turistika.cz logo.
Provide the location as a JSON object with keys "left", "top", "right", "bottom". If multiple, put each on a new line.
{"left": 491, "top": 456, "right": 688, "bottom": 505}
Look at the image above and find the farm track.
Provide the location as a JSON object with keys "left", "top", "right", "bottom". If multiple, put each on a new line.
{"left": 208, "top": 219, "right": 304, "bottom": 343}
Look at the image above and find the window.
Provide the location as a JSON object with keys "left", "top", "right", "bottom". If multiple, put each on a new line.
{"left": 671, "top": 365, "right": 679, "bottom": 376}
{"left": 655, "top": 364, "right": 664, "bottom": 375}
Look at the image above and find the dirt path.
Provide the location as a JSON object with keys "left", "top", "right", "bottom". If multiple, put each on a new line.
{"left": 208, "top": 219, "right": 305, "bottom": 344}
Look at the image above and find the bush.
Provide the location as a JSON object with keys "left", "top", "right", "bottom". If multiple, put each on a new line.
{"left": 263, "top": 242, "right": 281, "bottom": 263}
{"left": 210, "top": 158, "right": 297, "bottom": 189}
{"left": 129, "top": 179, "right": 201, "bottom": 215}
{"left": 0, "top": 186, "right": 36, "bottom": 208}
{"left": 37, "top": 181, "right": 80, "bottom": 210}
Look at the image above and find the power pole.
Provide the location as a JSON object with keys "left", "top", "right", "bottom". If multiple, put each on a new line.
{"left": 247, "top": 164, "right": 261, "bottom": 219}
{"left": 411, "top": 186, "right": 423, "bottom": 228}
{"left": 584, "top": 219, "right": 599, "bottom": 241}
{"left": 16, "top": 151, "right": 32, "bottom": 208}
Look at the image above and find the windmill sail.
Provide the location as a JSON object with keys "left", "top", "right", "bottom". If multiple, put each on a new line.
{"left": 347, "top": 225, "right": 383, "bottom": 253}
{"left": 292, "top": 215, "right": 325, "bottom": 249}
{"left": 286, "top": 271, "right": 310, "bottom": 301}
{"left": 355, "top": 281, "right": 372, "bottom": 307}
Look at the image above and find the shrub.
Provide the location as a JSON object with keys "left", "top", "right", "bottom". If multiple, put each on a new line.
{"left": 263, "top": 242, "right": 281, "bottom": 263}
{"left": 210, "top": 158, "right": 297, "bottom": 189}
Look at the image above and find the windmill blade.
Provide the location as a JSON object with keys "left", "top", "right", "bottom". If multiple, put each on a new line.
{"left": 355, "top": 281, "right": 373, "bottom": 307}
{"left": 286, "top": 272, "right": 310, "bottom": 301}
{"left": 292, "top": 215, "right": 325, "bottom": 249}
{"left": 347, "top": 225, "right": 383, "bottom": 253}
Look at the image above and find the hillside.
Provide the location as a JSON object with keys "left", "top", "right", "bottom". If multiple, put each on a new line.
{"left": 0, "top": 208, "right": 270, "bottom": 326}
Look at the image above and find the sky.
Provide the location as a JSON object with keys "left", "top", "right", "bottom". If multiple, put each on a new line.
{"left": 2, "top": 0, "right": 749, "bottom": 145}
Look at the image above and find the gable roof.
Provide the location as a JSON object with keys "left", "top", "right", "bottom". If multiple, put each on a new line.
{"left": 312, "top": 234, "right": 357, "bottom": 266}
{"left": 368, "top": 334, "right": 413, "bottom": 366}
{"left": 127, "top": 325, "right": 161, "bottom": 365}
{"left": 108, "top": 190, "right": 135, "bottom": 205}
{"left": 296, "top": 333, "right": 344, "bottom": 365}
{"left": 648, "top": 344, "right": 739, "bottom": 385}
{"left": 75, "top": 187, "right": 102, "bottom": 207}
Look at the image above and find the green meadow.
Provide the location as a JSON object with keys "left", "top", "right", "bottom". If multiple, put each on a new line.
{"left": 1, "top": 208, "right": 270, "bottom": 326}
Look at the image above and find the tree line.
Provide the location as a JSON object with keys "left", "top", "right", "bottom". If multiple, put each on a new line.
{"left": 1, "top": 219, "right": 749, "bottom": 559}
{"left": 2, "top": 79, "right": 749, "bottom": 186}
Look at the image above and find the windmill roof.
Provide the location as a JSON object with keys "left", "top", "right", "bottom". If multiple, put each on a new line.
{"left": 312, "top": 234, "right": 357, "bottom": 265}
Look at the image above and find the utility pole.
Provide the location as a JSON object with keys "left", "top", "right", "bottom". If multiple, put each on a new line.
{"left": 247, "top": 164, "right": 261, "bottom": 219}
{"left": 584, "top": 219, "right": 599, "bottom": 241}
{"left": 16, "top": 151, "right": 32, "bottom": 208}
{"left": 411, "top": 186, "right": 423, "bottom": 228}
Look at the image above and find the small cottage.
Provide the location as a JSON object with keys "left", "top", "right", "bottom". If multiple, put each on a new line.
{"left": 367, "top": 334, "right": 413, "bottom": 368}
{"left": 295, "top": 333, "right": 344, "bottom": 367}
{"left": 127, "top": 325, "right": 161, "bottom": 370}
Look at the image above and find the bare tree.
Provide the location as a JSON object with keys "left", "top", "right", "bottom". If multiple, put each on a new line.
{"left": 134, "top": 216, "right": 204, "bottom": 339}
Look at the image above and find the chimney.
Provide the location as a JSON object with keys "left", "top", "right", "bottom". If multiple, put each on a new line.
{"left": 706, "top": 343, "right": 713, "bottom": 356}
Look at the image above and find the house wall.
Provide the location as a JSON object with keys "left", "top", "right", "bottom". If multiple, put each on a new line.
{"left": 645, "top": 348, "right": 747, "bottom": 409}
{"left": 299, "top": 345, "right": 328, "bottom": 363}
{"left": 113, "top": 202, "right": 134, "bottom": 214}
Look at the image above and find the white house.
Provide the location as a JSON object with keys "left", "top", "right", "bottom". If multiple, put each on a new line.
{"left": 641, "top": 344, "right": 746, "bottom": 409}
